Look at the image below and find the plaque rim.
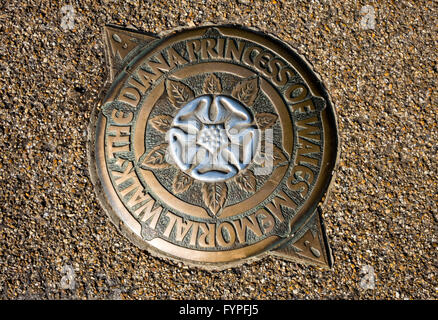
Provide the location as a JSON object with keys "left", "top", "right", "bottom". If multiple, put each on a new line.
{"left": 87, "top": 24, "right": 340, "bottom": 270}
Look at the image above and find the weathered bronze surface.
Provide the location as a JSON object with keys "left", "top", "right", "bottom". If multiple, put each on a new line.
{"left": 88, "top": 24, "right": 339, "bottom": 269}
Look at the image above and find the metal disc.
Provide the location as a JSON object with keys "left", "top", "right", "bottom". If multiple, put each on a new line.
{"left": 88, "top": 25, "right": 339, "bottom": 269}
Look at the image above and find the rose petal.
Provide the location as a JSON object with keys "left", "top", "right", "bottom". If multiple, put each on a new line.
{"left": 166, "top": 127, "right": 198, "bottom": 171}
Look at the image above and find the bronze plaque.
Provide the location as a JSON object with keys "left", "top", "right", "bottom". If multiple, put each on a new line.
{"left": 88, "top": 25, "right": 339, "bottom": 269}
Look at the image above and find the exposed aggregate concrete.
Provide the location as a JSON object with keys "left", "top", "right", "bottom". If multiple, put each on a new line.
{"left": 0, "top": 0, "right": 436, "bottom": 299}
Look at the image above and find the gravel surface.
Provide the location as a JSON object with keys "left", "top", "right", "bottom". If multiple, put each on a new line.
{"left": 0, "top": 0, "right": 436, "bottom": 299}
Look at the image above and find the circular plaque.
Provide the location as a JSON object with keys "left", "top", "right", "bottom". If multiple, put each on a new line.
{"left": 88, "top": 25, "right": 338, "bottom": 269}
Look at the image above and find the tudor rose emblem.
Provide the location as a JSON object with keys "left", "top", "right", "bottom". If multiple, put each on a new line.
{"left": 88, "top": 25, "right": 339, "bottom": 269}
